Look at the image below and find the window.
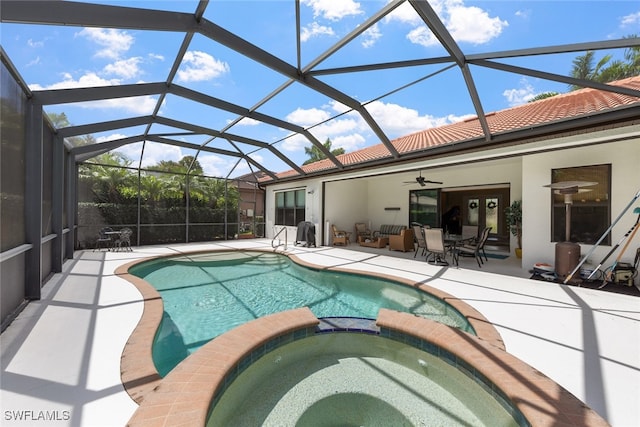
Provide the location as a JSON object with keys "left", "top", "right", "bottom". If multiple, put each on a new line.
{"left": 275, "top": 189, "right": 305, "bottom": 226}
{"left": 409, "top": 189, "right": 439, "bottom": 227}
{"left": 551, "top": 164, "right": 611, "bottom": 245}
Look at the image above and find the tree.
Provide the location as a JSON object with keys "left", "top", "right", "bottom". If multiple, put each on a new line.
{"left": 528, "top": 92, "right": 560, "bottom": 102}
{"left": 139, "top": 174, "right": 169, "bottom": 207}
{"left": 569, "top": 35, "right": 640, "bottom": 91}
{"left": 46, "top": 112, "right": 90, "bottom": 146}
{"left": 303, "top": 138, "right": 345, "bottom": 165}
{"left": 79, "top": 152, "right": 133, "bottom": 203}
{"left": 47, "top": 112, "right": 70, "bottom": 128}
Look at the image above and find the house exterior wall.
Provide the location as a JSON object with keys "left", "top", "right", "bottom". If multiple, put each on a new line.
{"left": 522, "top": 137, "right": 640, "bottom": 271}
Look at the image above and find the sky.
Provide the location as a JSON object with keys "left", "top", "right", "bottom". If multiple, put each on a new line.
{"left": 2, "top": 0, "right": 640, "bottom": 178}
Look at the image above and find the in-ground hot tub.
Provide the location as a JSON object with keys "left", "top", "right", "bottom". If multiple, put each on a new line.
{"left": 207, "top": 332, "right": 525, "bottom": 427}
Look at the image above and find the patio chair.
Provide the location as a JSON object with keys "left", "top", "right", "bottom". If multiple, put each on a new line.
{"left": 456, "top": 226, "right": 492, "bottom": 267}
{"left": 424, "top": 228, "right": 449, "bottom": 266}
{"left": 354, "top": 222, "right": 372, "bottom": 241}
{"left": 94, "top": 227, "right": 113, "bottom": 251}
{"left": 115, "top": 227, "right": 133, "bottom": 252}
{"left": 331, "top": 224, "right": 351, "bottom": 246}
{"left": 389, "top": 228, "right": 415, "bottom": 252}
{"left": 461, "top": 225, "right": 479, "bottom": 244}
{"left": 413, "top": 225, "right": 428, "bottom": 258}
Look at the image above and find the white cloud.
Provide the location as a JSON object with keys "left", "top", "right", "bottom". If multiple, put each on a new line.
{"left": 29, "top": 72, "right": 119, "bottom": 90}
{"left": 281, "top": 99, "right": 460, "bottom": 154}
{"left": 503, "top": 79, "right": 536, "bottom": 106}
{"left": 235, "top": 117, "right": 261, "bottom": 126}
{"left": 26, "top": 56, "right": 41, "bottom": 67}
{"left": 96, "top": 133, "right": 129, "bottom": 143}
{"left": 280, "top": 133, "right": 310, "bottom": 152}
{"left": 197, "top": 153, "right": 230, "bottom": 177}
{"left": 113, "top": 142, "right": 144, "bottom": 164}
{"left": 392, "top": 0, "right": 507, "bottom": 48}
{"left": 362, "top": 24, "right": 382, "bottom": 48}
{"left": 364, "top": 100, "right": 450, "bottom": 136}
{"left": 327, "top": 100, "right": 352, "bottom": 114}
{"left": 138, "top": 141, "right": 183, "bottom": 168}
{"left": 330, "top": 133, "right": 366, "bottom": 152}
{"left": 103, "top": 57, "right": 143, "bottom": 79}
{"left": 176, "top": 51, "right": 230, "bottom": 82}
{"left": 88, "top": 96, "right": 158, "bottom": 115}
{"left": 386, "top": 1, "right": 432, "bottom": 26}
{"left": 148, "top": 53, "right": 165, "bottom": 61}
{"left": 30, "top": 71, "right": 157, "bottom": 114}
{"left": 27, "top": 38, "right": 44, "bottom": 48}
{"left": 306, "top": 115, "right": 361, "bottom": 149}
{"left": 76, "top": 28, "right": 134, "bottom": 59}
{"left": 301, "top": 22, "right": 335, "bottom": 42}
{"left": 286, "top": 107, "right": 331, "bottom": 126}
{"left": 407, "top": 26, "right": 439, "bottom": 47}
{"left": 515, "top": 9, "right": 531, "bottom": 19}
{"left": 446, "top": 113, "right": 476, "bottom": 123}
{"left": 620, "top": 11, "right": 640, "bottom": 27}
{"left": 302, "top": 0, "right": 363, "bottom": 21}
{"left": 447, "top": 4, "right": 508, "bottom": 45}
{"left": 247, "top": 153, "right": 264, "bottom": 165}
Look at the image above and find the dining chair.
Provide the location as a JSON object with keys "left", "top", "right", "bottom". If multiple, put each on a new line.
{"left": 413, "top": 225, "right": 428, "bottom": 258}
{"left": 94, "top": 227, "right": 113, "bottom": 251}
{"left": 456, "top": 226, "right": 492, "bottom": 267}
{"left": 461, "top": 225, "right": 479, "bottom": 244}
{"left": 423, "top": 228, "right": 449, "bottom": 266}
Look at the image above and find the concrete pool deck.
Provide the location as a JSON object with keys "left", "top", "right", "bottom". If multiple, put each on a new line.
{"left": 1, "top": 239, "right": 639, "bottom": 426}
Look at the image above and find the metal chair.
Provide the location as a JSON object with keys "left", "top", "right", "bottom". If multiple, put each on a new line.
{"left": 461, "top": 225, "right": 479, "bottom": 244}
{"left": 456, "top": 226, "right": 492, "bottom": 267}
{"left": 424, "top": 228, "right": 449, "bottom": 266}
{"left": 114, "top": 227, "right": 133, "bottom": 252}
{"left": 413, "top": 225, "right": 428, "bottom": 258}
{"left": 94, "top": 227, "right": 113, "bottom": 251}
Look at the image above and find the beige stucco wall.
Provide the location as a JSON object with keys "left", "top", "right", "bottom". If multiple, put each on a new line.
{"left": 522, "top": 138, "right": 640, "bottom": 271}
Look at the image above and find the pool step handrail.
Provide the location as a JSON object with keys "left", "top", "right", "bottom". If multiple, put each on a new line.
{"left": 272, "top": 226, "right": 288, "bottom": 251}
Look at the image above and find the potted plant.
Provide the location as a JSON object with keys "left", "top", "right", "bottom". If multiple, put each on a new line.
{"left": 505, "top": 200, "right": 522, "bottom": 258}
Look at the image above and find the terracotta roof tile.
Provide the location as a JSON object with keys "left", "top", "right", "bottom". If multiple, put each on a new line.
{"left": 269, "top": 76, "right": 640, "bottom": 181}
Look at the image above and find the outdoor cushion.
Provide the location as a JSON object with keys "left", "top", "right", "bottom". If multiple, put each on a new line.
{"left": 374, "top": 224, "right": 407, "bottom": 238}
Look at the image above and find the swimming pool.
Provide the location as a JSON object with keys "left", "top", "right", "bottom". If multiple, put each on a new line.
{"left": 206, "top": 332, "right": 523, "bottom": 426}
{"left": 129, "top": 250, "right": 474, "bottom": 376}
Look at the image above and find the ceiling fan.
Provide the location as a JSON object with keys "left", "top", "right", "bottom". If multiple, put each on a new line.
{"left": 403, "top": 171, "right": 443, "bottom": 187}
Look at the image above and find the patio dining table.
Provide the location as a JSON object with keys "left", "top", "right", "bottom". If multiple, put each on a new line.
{"left": 103, "top": 230, "right": 124, "bottom": 251}
{"left": 444, "top": 234, "right": 470, "bottom": 265}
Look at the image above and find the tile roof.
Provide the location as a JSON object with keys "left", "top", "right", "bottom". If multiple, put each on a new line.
{"left": 272, "top": 76, "right": 640, "bottom": 181}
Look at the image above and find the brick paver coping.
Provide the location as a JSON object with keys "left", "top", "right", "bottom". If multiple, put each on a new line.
{"left": 377, "top": 309, "right": 609, "bottom": 427}
{"left": 126, "top": 306, "right": 608, "bottom": 427}
{"left": 126, "top": 307, "right": 319, "bottom": 427}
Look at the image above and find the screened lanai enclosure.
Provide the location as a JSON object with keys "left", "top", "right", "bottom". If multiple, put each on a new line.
{"left": 2, "top": 0, "right": 639, "bottom": 327}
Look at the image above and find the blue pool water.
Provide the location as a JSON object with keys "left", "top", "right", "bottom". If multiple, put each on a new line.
{"left": 130, "top": 251, "right": 473, "bottom": 376}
